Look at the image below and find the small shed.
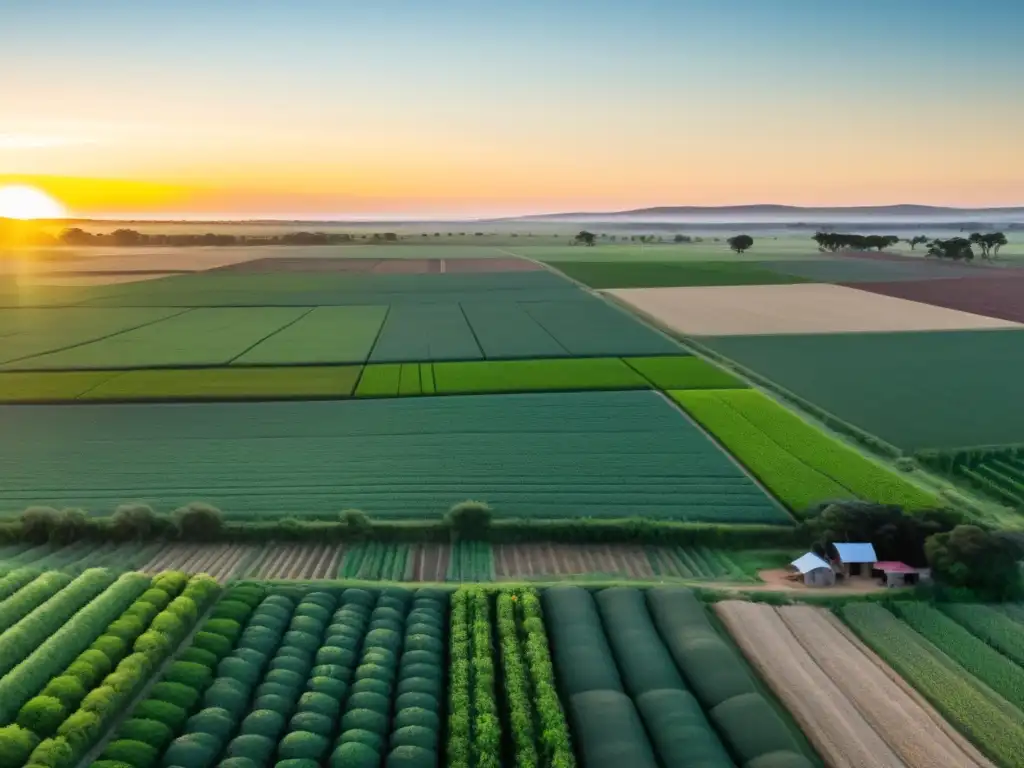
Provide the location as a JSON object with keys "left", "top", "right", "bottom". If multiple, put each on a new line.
{"left": 832, "top": 542, "right": 878, "bottom": 577}
{"left": 873, "top": 561, "right": 928, "bottom": 588}
{"left": 791, "top": 552, "right": 835, "bottom": 587}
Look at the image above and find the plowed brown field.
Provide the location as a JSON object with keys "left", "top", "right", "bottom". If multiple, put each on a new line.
{"left": 140, "top": 542, "right": 255, "bottom": 582}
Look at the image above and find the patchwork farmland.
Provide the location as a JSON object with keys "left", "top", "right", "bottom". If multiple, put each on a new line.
{"left": 3, "top": 239, "right": 1024, "bottom": 767}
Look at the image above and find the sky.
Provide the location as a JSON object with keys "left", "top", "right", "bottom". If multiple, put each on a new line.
{"left": 1, "top": 0, "right": 1022, "bottom": 219}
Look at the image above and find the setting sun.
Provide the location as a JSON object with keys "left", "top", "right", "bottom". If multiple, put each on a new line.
{"left": 0, "top": 185, "right": 67, "bottom": 220}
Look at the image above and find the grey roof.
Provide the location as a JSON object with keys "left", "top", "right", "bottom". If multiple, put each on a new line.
{"left": 834, "top": 542, "right": 878, "bottom": 563}
{"left": 791, "top": 552, "right": 831, "bottom": 574}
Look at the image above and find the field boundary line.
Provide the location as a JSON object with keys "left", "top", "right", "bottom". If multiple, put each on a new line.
{"left": 359, "top": 303, "right": 393, "bottom": 372}
{"left": 72, "top": 593, "right": 225, "bottom": 768}
{"left": 225, "top": 305, "right": 316, "bottom": 365}
{"left": 655, "top": 390, "right": 796, "bottom": 523}
{"left": 0, "top": 307, "right": 194, "bottom": 368}
{"left": 74, "top": 370, "right": 129, "bottom": 400}
{"left": 455, "top": 301, "right": 487, "bottom": 361}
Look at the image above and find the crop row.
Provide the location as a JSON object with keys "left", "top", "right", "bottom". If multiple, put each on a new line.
{"left": 0, "top": 571, "right": 219, "bottom": 768}
{"left": 96, "top": 582, "right": 266, "bottom": 768}
{"left": 890, "top": 601, "right": 1024, "bottom": 713}
{"left": 339, "top": 543, "right": 411, "bottom": 580}
{"left": 446, "top": 542, "right": 494, "bottom": 582}
{"left": 673, "top": 389, "right": 938, "bottom": 513}
{"left": 543, "top": 585, "right": 811, "bottom": 768}
{"left": 840, "top": 602, "right": 1024, "bottom": 767}
{"left": 941, "top": 603, "right": 1024, "bottom": 666}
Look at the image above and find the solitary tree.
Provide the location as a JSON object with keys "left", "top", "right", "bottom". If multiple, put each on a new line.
{"left": 574, "top": 230, "right": 596, "bottom": 246}
{"left": 727, "top": 234, "right": 754, "bottom": 254}
{"left": 907, "top": 235, "right": 929, "bottom": 251}
{"left": 969, "top": 232, "right": 1008, "bottom": 260}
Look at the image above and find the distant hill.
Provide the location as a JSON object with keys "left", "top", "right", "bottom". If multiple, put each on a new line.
{"left": 496, "top": 204, "right": 1024, "bottom": 223}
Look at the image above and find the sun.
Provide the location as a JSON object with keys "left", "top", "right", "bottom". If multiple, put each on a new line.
{"left": 0, "top": 185, "right": 67, "bottom": 220}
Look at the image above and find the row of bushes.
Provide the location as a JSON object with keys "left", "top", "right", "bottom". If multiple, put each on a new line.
{"left": 0, "top": 568, "right": 43, "bottom": 602}
{"left": 0, "top": 503, "right": 802, "bottom": 549}
{"left": 0, "top": 569, "right": 116, "bottom": 679}
{"left": 23, "top": 573, "right": 219, "bottom": 768}
{"left": 0, "top": 571, "right": 73, "bottom": 634}
{"left": 516, "top": 590, "right": 575, "bottom": 767}
{"left": 96, "top": 582, "right": 261, "bottom": 768}
{"left": 448, "top": 589, "right": 471, "bottom": 768}
{"left": 495, "top": 592, "right": 538, "bottom": 766}
{"left": 330, "top": 588, "right": 447, "bottom": 768}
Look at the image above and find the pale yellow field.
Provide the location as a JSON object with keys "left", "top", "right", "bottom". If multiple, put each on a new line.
{"left": 608, "top": 283, "right": 1023, "bottom": 336}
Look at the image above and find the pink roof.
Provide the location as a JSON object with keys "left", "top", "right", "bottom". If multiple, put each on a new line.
{"left": 874, "top": 561, "right": 917, "bottom": 573}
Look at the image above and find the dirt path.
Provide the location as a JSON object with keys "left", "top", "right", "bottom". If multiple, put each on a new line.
{"left": 780, "top": 605, "right": 990, "bottom": 768}
{"left": 717, "top": 600, "right": 904, "bottom": 768}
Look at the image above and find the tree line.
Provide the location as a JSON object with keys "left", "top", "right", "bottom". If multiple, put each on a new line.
{"left": 813, "top": 230, "right": 1009, "bottom": 261}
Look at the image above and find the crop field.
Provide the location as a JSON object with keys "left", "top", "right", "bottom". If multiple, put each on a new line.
{"left": 703, "top": 329, "right": 1024, "bottom": 451}
{"left": 5, "top": 308, "right": 309, "bottom": 370}
{"left": 841, "top": 601, "right": 1024, "bottom": 766}
{"left": 759, "top": 257, "right": 992, "bottom": 283}
{"left": 0, "top": 391, "right": 789, "bottom": 522}
{"left": 609, "top": 283, "right": 1021, "bottom": 337}
{"left": 545, "top": 585, "right": 817, "bottom": 768}
{"left": 850, "top": 274, "right": 1024, "bottom": 324}
{"left": 548, "top": 260, "right": 807, "bottom": 288}
{"left": 0, "top": 568, "right": 221, "bottom": 766}
{"left": 718, "top": 601, "right": 990, "bottom": 768}
{"left": 672, "top": 389, "right": 938, "bottom": 512}
{"left": 210, "top": 256, "right": 543, "bottom": 274}
{"left": 233, "top": 306, "right": 387, "bottom": 364}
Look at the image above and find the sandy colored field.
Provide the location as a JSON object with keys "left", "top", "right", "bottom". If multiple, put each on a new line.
{"left": 609, "top": 283, "right": 1023, "bottom": 336}
{"left": 5, "top": 246, "right": 267, "bottom": 274}
{"left": 717, "top": 600, "right": 903, "bottom": 768}
{"left": 717, "top": 601, "right": 990, "bottom": 768}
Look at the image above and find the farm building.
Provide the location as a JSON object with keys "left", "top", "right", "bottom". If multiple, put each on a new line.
{"left": 873, "top": 561, "right": 932, "bottom": 588}
{"left": 831, "top": 542, "right": 878, "bottom": 577}
{"left": 790, "top": 552, "right": 836, "bottom": 587}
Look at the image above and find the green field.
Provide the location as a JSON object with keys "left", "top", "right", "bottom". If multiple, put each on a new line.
{"left": 6, "top": 308, "right": 307, "bottom": 370}
{"left": 672, "top": 389, "right": 938, "bottom": 512}
{"left": 433, "top": 358, "right": 648, "bottom": 394}
{"left": 625, "top": 356, "right": 745, "bottom": 389}
{"left": 703, "top": 329, "right": 1024, "bottom": 451}
{"left": 0, "top": 391, "right": 789, "bottom": 522}
{"left": 233, "top": 305, "right": 388, "bottom": 364}
{"left": 548, "top": 260, "right": 808, "bottom": 288}
{"left": 82, "top": 366, "right": 362, "bottom": 400}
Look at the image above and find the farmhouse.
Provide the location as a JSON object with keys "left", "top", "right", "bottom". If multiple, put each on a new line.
{"left": 790, "top": 552, "right": 836, "bottom": 587}
{"left": 873, "top": 561, "right": 931, "bottom": 588}
{"left": 831, "top": 542, "right": 877, "bottom": 577}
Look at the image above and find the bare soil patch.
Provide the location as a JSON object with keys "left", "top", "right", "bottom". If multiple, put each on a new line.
{"left": 609, "top": 283, "right": 1023, "bottom": 336}
{"left": 848, "top": 275, "right": 1024, "bottom": 324}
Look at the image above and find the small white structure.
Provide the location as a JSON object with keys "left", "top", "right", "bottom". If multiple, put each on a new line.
{"left": 791, "top": 552, "right": 836, "bottom": 587}
{"left": 832, "top": 542, "right": 878, "bottom": 577}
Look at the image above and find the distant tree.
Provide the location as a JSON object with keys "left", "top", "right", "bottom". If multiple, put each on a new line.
{"left": 927, "top": 237, "right": 974, "bottom": 261}
{"left": 173, "top": 502, "right": 224, "bottom": 540}
{"left": 434, "top": 232, "right": 440, "bottom": 237}
{"left": 574, "top": 230, "right": 596, "bottom": 246}
{"left": 907, "top": 235, "right": 929, "bottom": 251}
{"left": 727, "top": 234, "right": 754, "bottom": 254}
{"left": 609, "top": 235, "right": 616, "bottom": 241}
{"left": 59, "top": 227, "right": 94, "bottom": 246}
{"left": 383, "top": 232, "right": 398, "bottom": 241}
{"left": 969, "top": 231, "right": 1008, "bottom": 260}
{"left": 446, "top": 500, "right": 493, "bottom": 540}
{"left": 673, "top": 234, "right": 692, "bottom": 243}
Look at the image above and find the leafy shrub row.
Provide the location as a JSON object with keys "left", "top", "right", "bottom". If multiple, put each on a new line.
{"left": 516, "top": 589, "right": 575, "bottom": 767}
{"left": 0, "top": 571, "right": 153, "bottom": 723}
{"left": 383, "top": 589, "right": 446, "bottom": 767}
{"left": 0, "top": 567, "right": 45, "bottom": 604}
{"left": 495, "top": 592, "right": 538, "bottom": 767}
{"left": 96, "top": 581, "right": 258, "bottom": 768}
{"left": 331, "top": 589, "right": 411, "bottom": 767}
{"left": 28, "top": 574, "right": 218, "bottom": 768}
{"left": 0, "top": 571, "right": 74, "bottom": 634}
{"left": 0, "top": 569, "right": 116, "bottom": 679}
{"left": 447, "top": 589, "right": 471, "bottom": 768}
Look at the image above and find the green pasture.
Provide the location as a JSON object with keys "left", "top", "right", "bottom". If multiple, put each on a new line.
{"left": 547, "top": 261, "right": 807, "bottom": 288}
{"left": 6, "top": 307, "right": 306, "bottom": 370}
{"left": 671, "top": 389, "right": 938, "bottom": 512}
{"left": 234, "top": 305, "right": 387, "bottom": 364}
{"left": 625, "top": 356, "right": 744, "bottom": 390}
{"left": 433, "top": 358, "right": 648, "bottom": 395}
{"left": 507, "top": 238, "right": 831, "bottom": 263}
{"left": 369, "top": 303, "right": 483, "bottom": 361}
{"left": 81, "top": 366, "right": 361, "bottom": 400}
{"left": 703, "top": 329, "right": 1024, "bottom": 451}
{"left": 0, "top": 391, "right": 789, "bottom": 523}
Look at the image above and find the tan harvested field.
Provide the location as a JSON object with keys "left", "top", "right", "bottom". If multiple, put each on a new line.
{"left": 717, "top": 601, "right": 990, "bottom": 768}
{"left": 139, "top": 542, "right": 255, "bottom": 582}
{"left": 493, "top": 543, "right": 654, "bottom": 579}
{"left": 608, "top": 283, "right": 1023, "bottom": 336}
{"left": 244, "top": 542, "right": 345, "bottom": 579}
{"left": 6, "top": 246, "right": 268, "bottom": 274}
